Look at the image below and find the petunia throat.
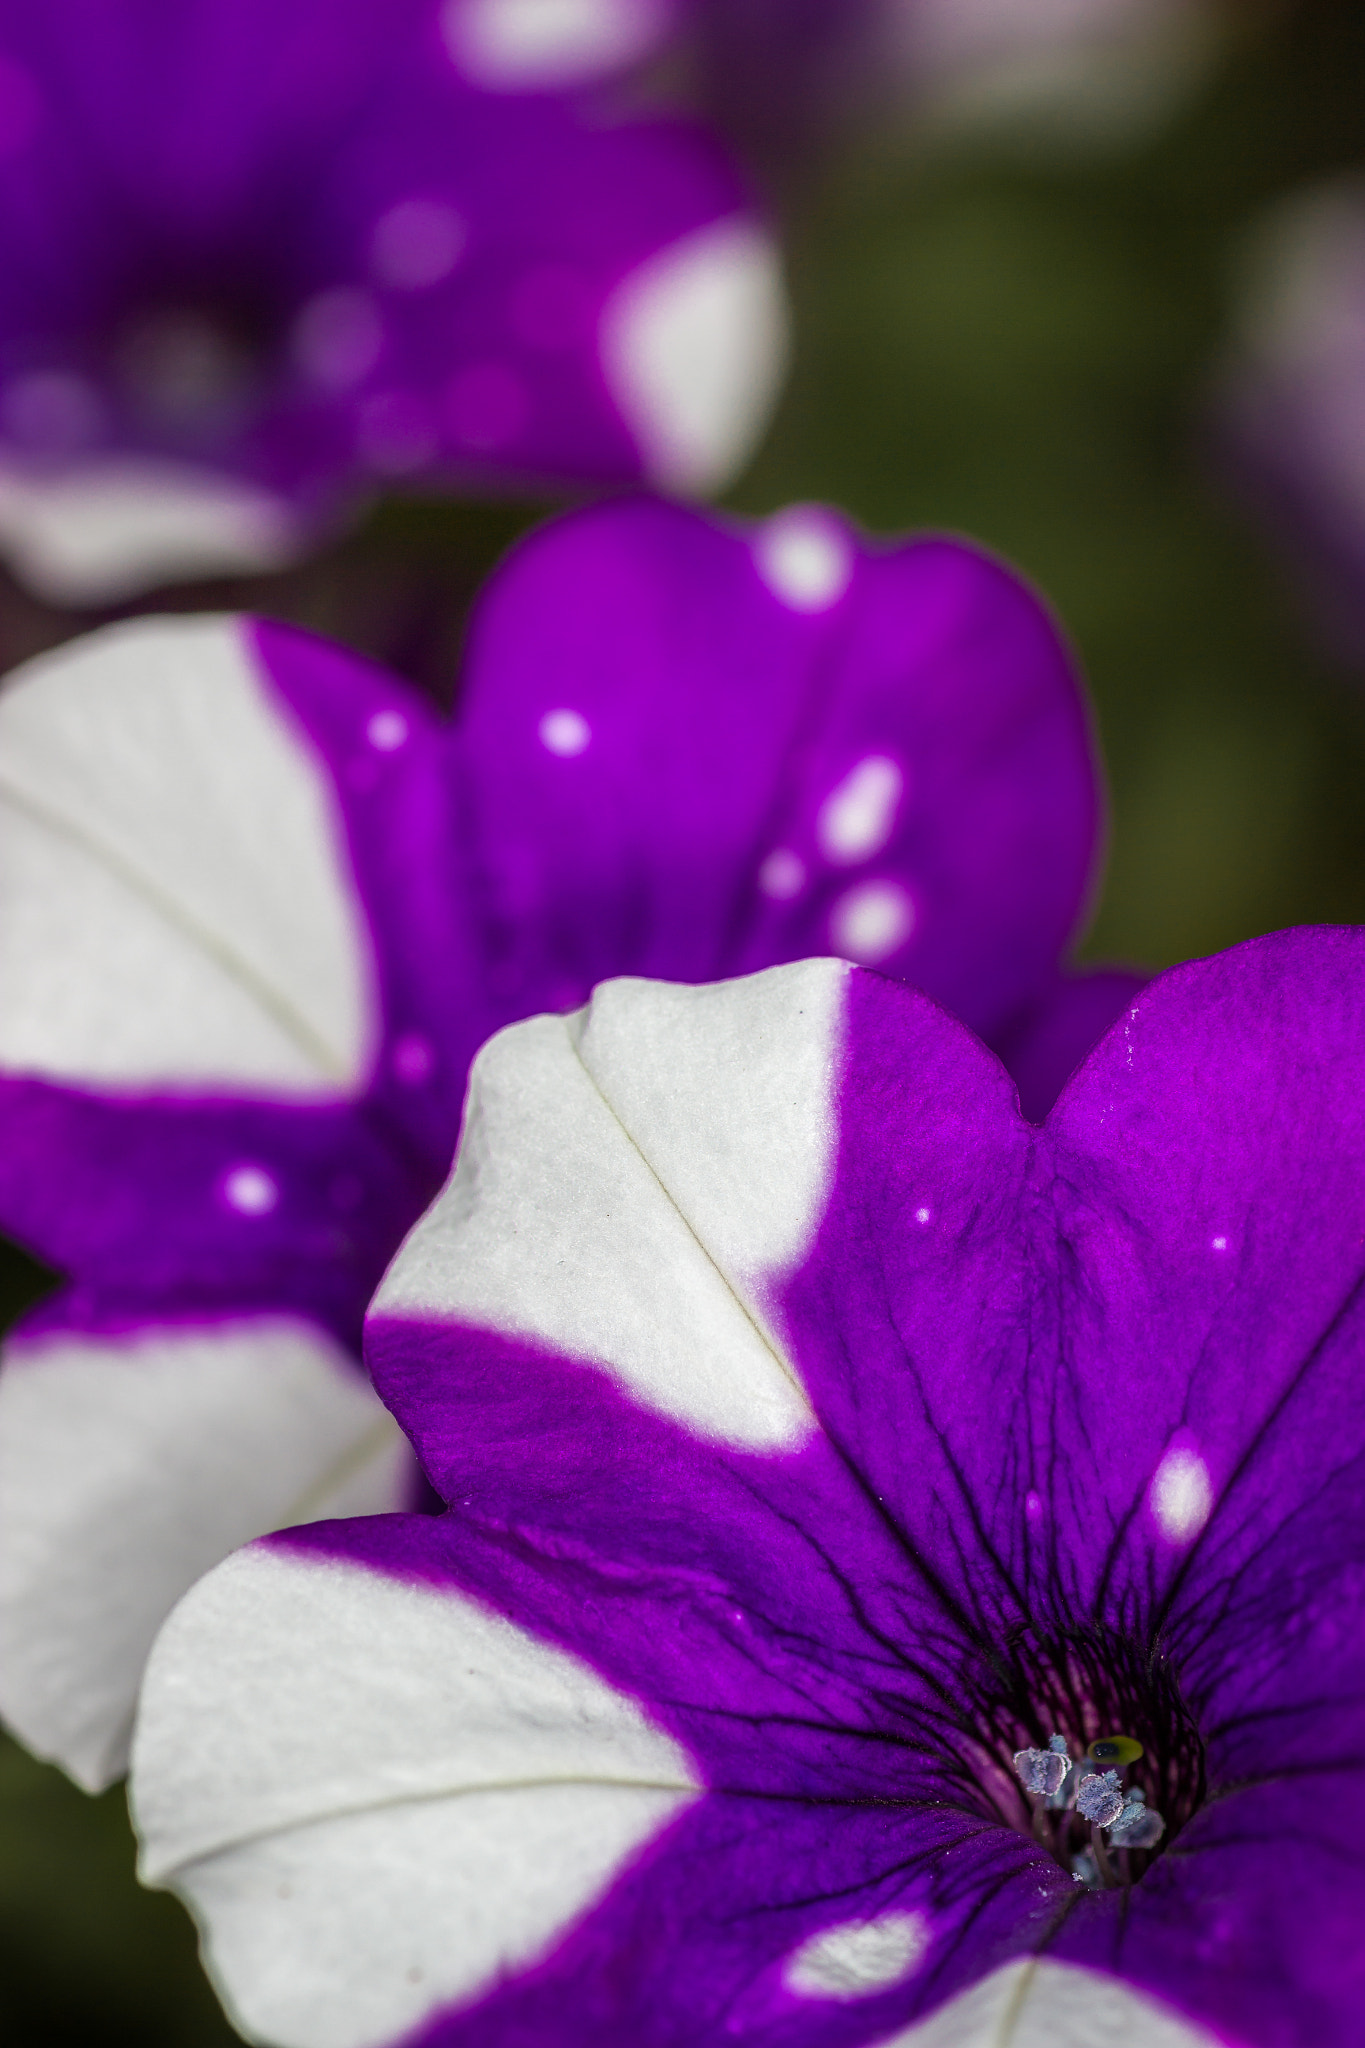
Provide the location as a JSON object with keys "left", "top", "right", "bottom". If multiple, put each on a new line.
{"left": 955, "top": 1620, "right": 1206, "bottom": 1890}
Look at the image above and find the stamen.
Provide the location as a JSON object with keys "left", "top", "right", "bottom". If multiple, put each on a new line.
{"left": 1108, "top": 1788, "right": 1166, "bottom": 1851}
{"left": 1011, "top": 1734, "right": 1071, "bottom": 1798}
{"left": 1075, "top": 1769, "right": 1125, "bottom": 1827}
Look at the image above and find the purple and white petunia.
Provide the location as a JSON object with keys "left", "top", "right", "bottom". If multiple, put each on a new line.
{"left": 0, "top": 0, "right": 786, "bottom": 604}
{"left": 136, "top": 929, "right": 1365, "bottom": 2048}
{"left": 0, "top": 492, "right": 1124, "bottom": 1791}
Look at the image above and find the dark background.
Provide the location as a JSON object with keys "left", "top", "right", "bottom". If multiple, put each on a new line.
{"left": 5, "top": 3, "right": 1365, "bottom": 2038}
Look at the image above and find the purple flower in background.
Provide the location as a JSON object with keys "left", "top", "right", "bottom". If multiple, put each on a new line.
{"left": 1217, "top": 179, "right": 1365, "bottom": 668}
{"left": 136, "top": 930, "right": 1365, "bottom": 2048}
{"left": 0, "top": 0, "right": 787, "bottom": 604}
{"left": 0, "top": 492, "right": 1125, "bottom": 1791}
{"left": 443, "top": 0, "right": 1214, "bottom": 145}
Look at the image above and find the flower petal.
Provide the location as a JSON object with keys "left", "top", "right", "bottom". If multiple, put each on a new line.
{"left": 442, "top": 0, "right": 675, "bottom": 91}
{"left": 133, "top": 1537, "right": 698, "bottom": 2048}
{"left": 454, "top": 496, "right": 1097, "bottom": 1037}
{"left": 0, "top": 615, "right": 376, "bottom": 1095}
{"left": 600, "top": 215, "right": 789, "bottom": 493}
{"left": 0, "top": 459, "right": 300, "bottom": 604}
{"left": 875, "top": 1958, "right": 1218, "bottom": 2047}
{"left": 0, "top": 1317, "right": 407, "bottom": 1791}
{"left": 372, "top": 963, "right": 847, "bottom": 1450}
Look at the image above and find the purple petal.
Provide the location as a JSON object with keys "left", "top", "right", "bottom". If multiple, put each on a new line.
{"left": 986, "top": 967, "right": 1147, "bottom": 1123}
{"left": 454, "top": 496, "right": 1099, "bottom": 1038}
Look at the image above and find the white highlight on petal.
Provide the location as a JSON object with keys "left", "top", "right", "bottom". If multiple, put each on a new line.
{"left": 222, "top": 1164, "right": 280, "bottom": 1216}
{"left": 602, "top": 217, "right": 790, "bottom": 496}
{"left": 133, "top": 1545, "right": 698, "bottom": 2048}
{"left": 365, "top": 710, "right": 409, "bottom": 753}
{"left": 0, "top": 1321, "right": 408, "bottom": 1791}
{"left": 754, "top": 505, "right": 855, "bottom": 613}
{"left": 293, "top": 290, "right": 384, "bottom": 392}
{"left": 370, "top": 200, "right": 466, "bottom": 291}
{"left": 1211, "top": 1235, "right": 1228, "bottom": 1253}
{"left": 785, "top": 1912, "right": 929, "bottom": 2000}
{"left": 1149, "top": 1444, "right": 1213, "bottom": 1545}
{"left": 538, "top": 707, "right": 591, "bottom": 757}
{"left": 817, "top": 756, "right": 905, "bottom": 865}
{"left": 0, "top": 615, "right": 377, "bottom": 1095}
{"left": 0, "top": 460, "right": 299, "bottom": 604}
{"left": 876, "top": 1956, "right": 1220, "bottom": 2048}
{"left": 830, "top": 879, "right": 915, "bottom": 964}
{"left": 374, "top": 961, "right": 849, "bottom": 1450}
{"left": 441, "top": 0, "right": 670, "bottom": 88}
{"left": 757, "top": 847, "right": 806, "bottom": 900}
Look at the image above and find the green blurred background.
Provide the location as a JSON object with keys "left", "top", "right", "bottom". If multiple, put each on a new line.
{"left": 5, "top": 2, "right": 1365, "bottom": 2039}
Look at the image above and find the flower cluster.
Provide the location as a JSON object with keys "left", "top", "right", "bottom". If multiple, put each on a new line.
{"left": 0, "top": 493, "right": 1116, "bottom": 1791}
{"left": 0, "top": 14, "right": 1350, "bottom": 2048}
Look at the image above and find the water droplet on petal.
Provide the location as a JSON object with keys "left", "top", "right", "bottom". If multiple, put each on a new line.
{"left": 221, "top": 1164, "right": 279, "bottom": 1216}
{"left": 817, "top": 755, "right": 904, "bottom": 864}
{"left": 366, "top": 709, "right": 409, "bottom": 752}
{"left": 757, "top": 848, "right": 805, "bottom": 900}
{"left": 538, "top": 708, "right": 591, "bottom": 756}
{"left": 754, "top": 505, "right": 854, "bottom": 613}
{"left": 830, "top": 879, "right": 915, "bottom": 964}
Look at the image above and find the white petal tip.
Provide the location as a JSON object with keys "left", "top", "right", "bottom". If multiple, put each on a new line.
{"left": 0, "top": 460, "right": 303, "bottom": 605}
{"left": 602, "top": 218, "right": 791, "bottom": 497}
{"left": 442, "top": 0, "right": 671, "bottom": 89}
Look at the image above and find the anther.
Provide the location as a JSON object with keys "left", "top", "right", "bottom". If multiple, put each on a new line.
{"left": 1011, "top": 1734, "right": 1071, "bottom": 1799}
{"left": 1075, "top": 1769, "right": 1125, "bottom": 1827}
{"left": 1108, "top": 1788, "right": 1166, "bottom": 1851}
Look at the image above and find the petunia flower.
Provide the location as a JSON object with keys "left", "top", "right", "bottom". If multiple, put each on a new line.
{"left": 135, "top": 928, "right": 1365, "bottom": 2048}
{"left": 0, "top": 0, "right": 787, "bottom": 605}
{"left": 442, "top": 0, "right": 1217, "bottom": 147}
{"left": 0, "top": 492, "right": 1126, "bottom": 1792}
{"left": 1216, "top": 178, "right": 1365, "bottom": 668}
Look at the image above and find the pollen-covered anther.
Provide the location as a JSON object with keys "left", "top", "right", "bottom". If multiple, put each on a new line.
{"left": 1108, "top": 1788, "right": 1166, "bottom": 1851}
{"left": 1075, "top": 1768, "right": 1125, "bottom": 1827}
{"left": 1011, "top": 1733, "right": 1071, "bottom": 1798}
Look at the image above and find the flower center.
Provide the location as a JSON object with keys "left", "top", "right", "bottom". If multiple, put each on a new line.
{"left": 951, "top": 1622, "right": 1206, "bottom": 1890}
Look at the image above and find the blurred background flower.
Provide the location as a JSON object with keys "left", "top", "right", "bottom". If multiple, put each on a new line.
{"left": 10, "top": 2, "right": 1365, "bottom": 2043}
{"left": 0, "top": 0, "right": 787, "bottom": 605}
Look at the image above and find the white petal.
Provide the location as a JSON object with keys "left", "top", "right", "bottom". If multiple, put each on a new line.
{"left": 0, "top": 1319, "right": 408, "bottom": 1790}
{"left": 0, "top": 458, "right": 301, "bottom": 605}
{"left": 601, "top": 217, "right": 791, "bottom": 495}
{"left": 442, "top": 0, "right": 671, "bottom": 88}
{"left": 875, "top": 1957, "right": 1220, "bottom": 2047}
{"left": 0, "top": 615, "right": 377, "bottom": 1094}
{"left": 133, "top": 1545, "right": 698, "bottom": 2048}
{"left": 373, "top": 960, "right": 849, "bottom": 1450}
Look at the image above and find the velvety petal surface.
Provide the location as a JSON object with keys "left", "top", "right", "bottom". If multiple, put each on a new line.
{"left": 453, "top": 497, "right": 1099, "bottom": 1040}
{"left": 134, "top": 935, "right": 1365, "bottom": 2046}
